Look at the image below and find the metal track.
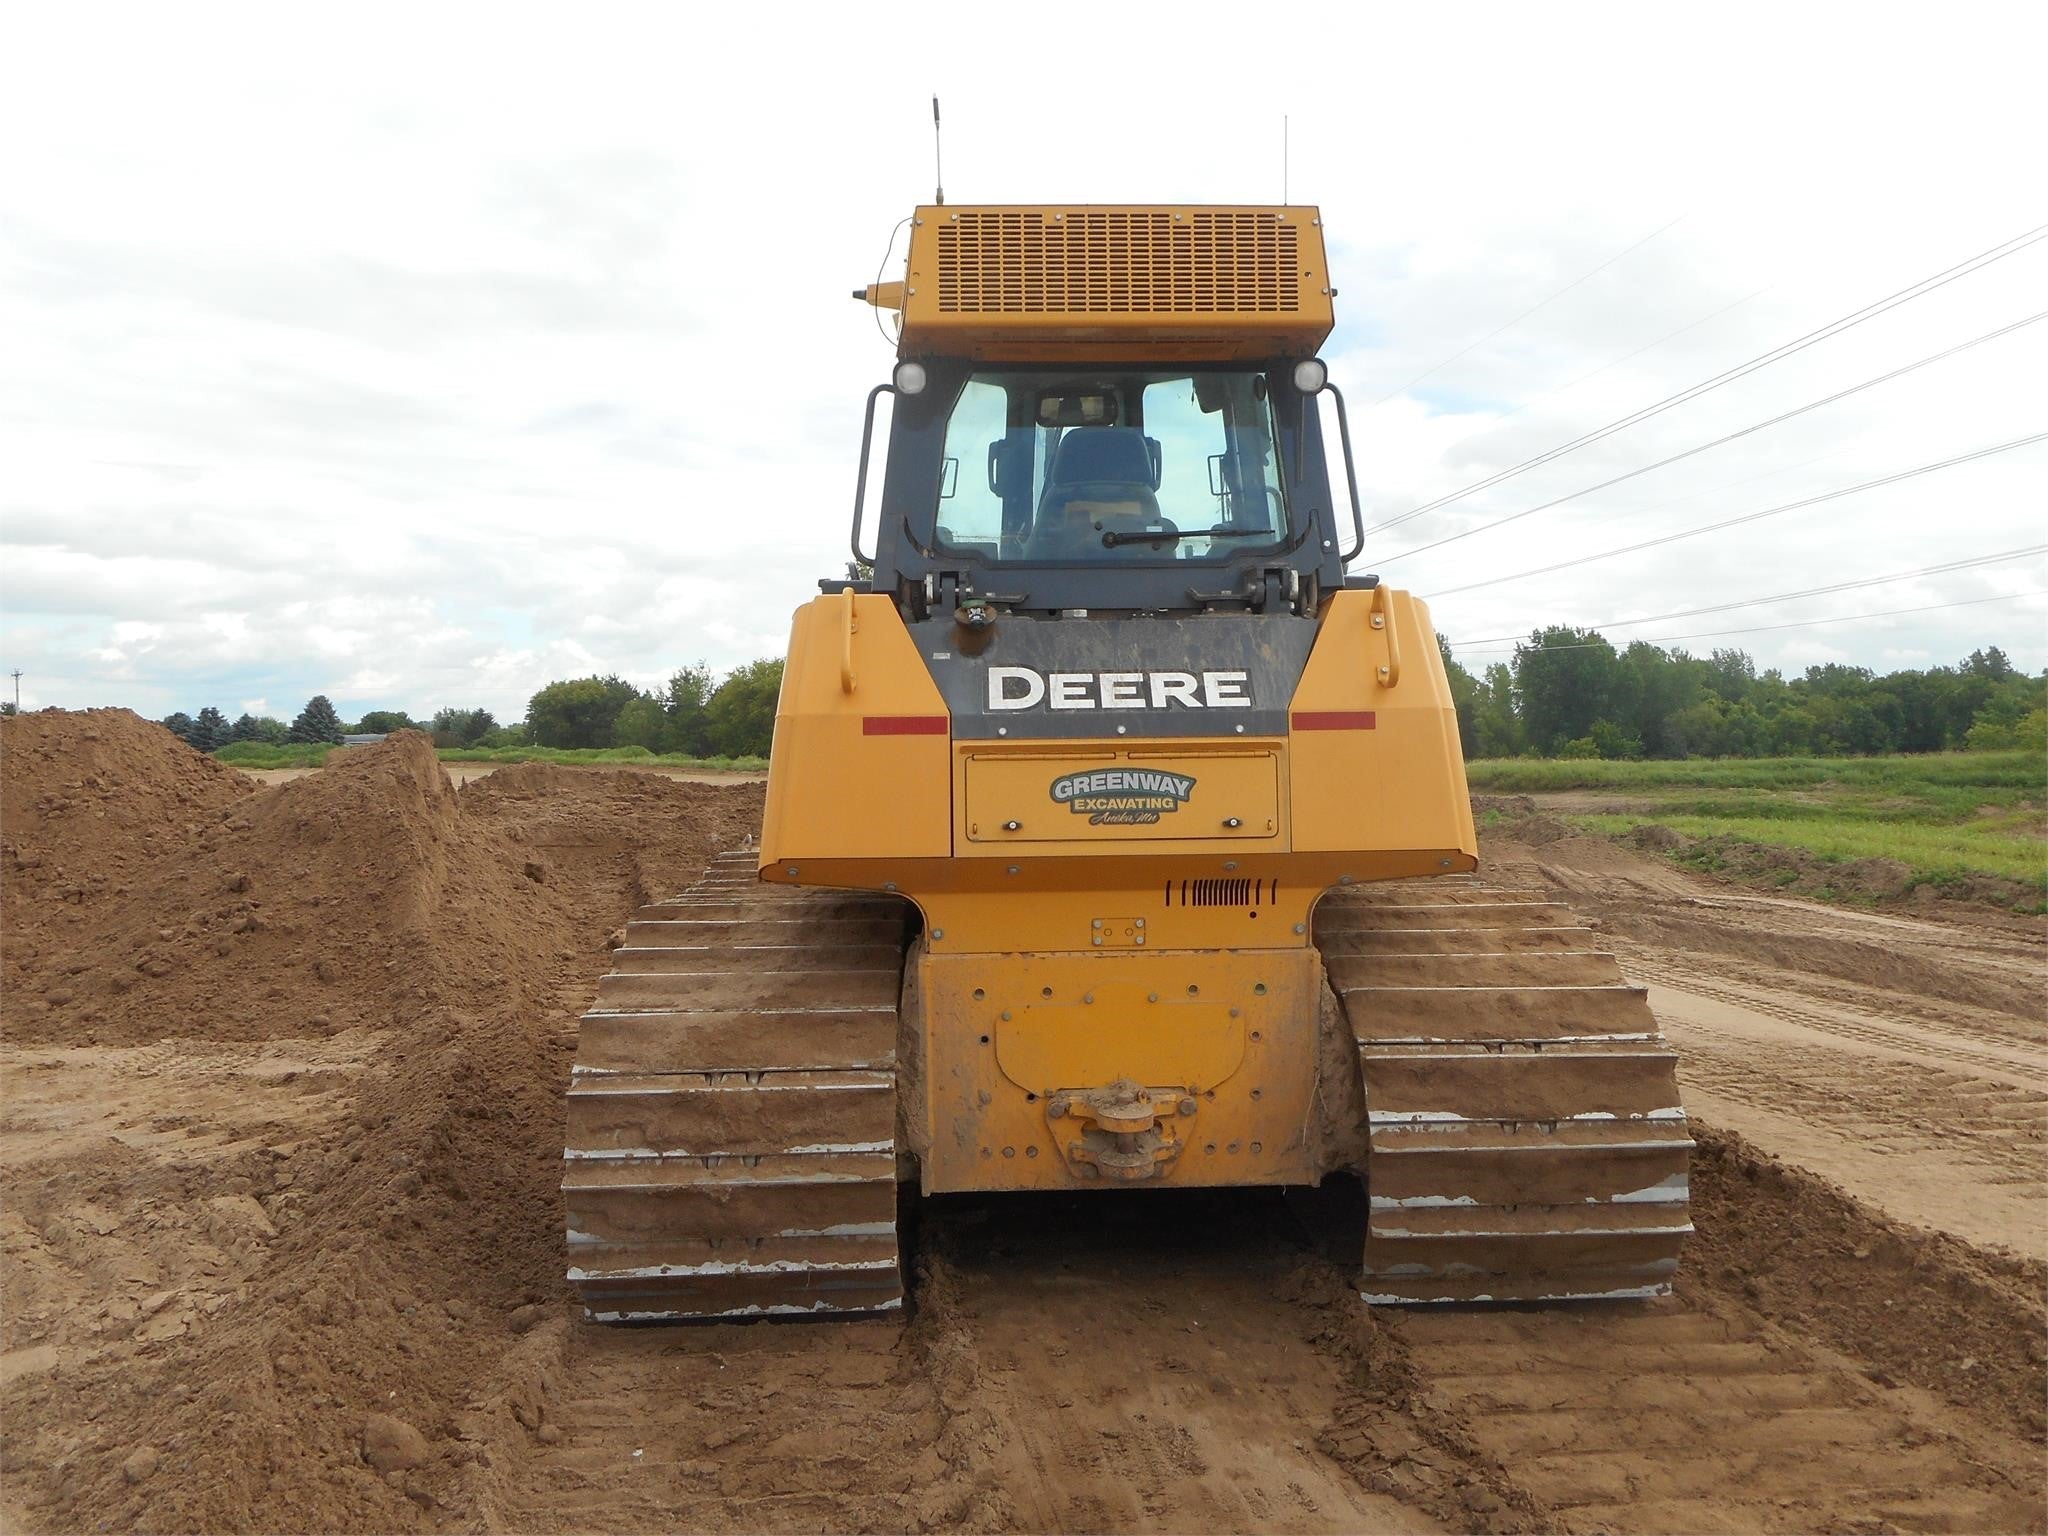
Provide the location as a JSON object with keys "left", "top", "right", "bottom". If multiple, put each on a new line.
{"left": 563, "top": 852, "right": 912, "bottom": 1321}
{"left": 1318, "top": 879, "right": 1692, "bottom": 1304}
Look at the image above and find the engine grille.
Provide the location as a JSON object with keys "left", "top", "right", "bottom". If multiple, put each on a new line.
{"left": 935, "top": 210, "right": 1301, "bottom": 316}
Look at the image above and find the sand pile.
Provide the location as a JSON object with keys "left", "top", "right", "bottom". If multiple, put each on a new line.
{"left": 2, "top": 710, "right": 253, "bottom": 997}
{"left": 2, "top": 721, "right": 763, "bottom": 1530}
{"left": 1687, "top": 1127, "right": 2048, "bottom": 1440}
{"left": 6, "top": 736, "right": 761, "bottom": 1051}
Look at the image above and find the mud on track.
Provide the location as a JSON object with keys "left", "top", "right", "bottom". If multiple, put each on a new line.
{"left": 3, "top": 712, "right": 2043, "bottom": 1533}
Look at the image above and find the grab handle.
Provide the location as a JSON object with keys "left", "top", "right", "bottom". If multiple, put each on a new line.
{"left": 1370, "top": 585, "right": 1402, "bottom": 688}
{"left": 840, "top": 585, "right": 859, "bottom": 693}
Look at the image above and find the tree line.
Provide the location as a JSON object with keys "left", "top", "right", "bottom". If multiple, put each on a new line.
{"left": 522, "top": 661, "right": 782, "bottom": 757}
{"left": 1441, "top": 632, "right": 2046, "bottom": 760}
{"left": 156, "top": 660, "right": 785, "bottom": 761}
{"left": 146, "top": 637, "right": 2045, "bottom": 766}
{"left": 161, "top": 699, "right": 505, "bottom": 752}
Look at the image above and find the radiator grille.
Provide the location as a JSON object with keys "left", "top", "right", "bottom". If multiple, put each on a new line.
{"left": 1167, "top": 878, "right": 1278, "bottom": 909}
{"left": 936, "top": 211, "right": 1301, "bottom": 316}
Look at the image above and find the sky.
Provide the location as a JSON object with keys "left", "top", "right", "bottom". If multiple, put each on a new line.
{"left": 3, "top": 1, "right": 2044, "bottom": 723}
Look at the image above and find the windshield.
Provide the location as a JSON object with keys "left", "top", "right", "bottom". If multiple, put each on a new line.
{"left": 932, "top": 370, "right": 1289, "bottom": 564}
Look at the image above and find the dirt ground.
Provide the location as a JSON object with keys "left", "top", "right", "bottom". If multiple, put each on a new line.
{"left": 3, "top": 712, "right": 2043, "bottom": 1534}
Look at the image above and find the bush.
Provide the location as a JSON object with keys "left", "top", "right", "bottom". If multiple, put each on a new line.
{"left": 214, "top": 742, "right": 335, "bottom": 768}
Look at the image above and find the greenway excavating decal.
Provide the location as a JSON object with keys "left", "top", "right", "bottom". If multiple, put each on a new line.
{"left": 1050, "top": 768, "right": 1197, "bottom": 826}
{"left": 987, "top": 666, "right": 1251, "bottom": 711}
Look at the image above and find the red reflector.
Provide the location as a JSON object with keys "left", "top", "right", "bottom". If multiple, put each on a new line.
{"left": 1292, "top": 710, "right": 1377, "bottom": 731}
{"left": 863, "top": 715, "right": 948, "bottom": 735}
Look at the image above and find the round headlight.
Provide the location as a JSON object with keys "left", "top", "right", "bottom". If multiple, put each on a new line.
{"left": 1292, "top": 357, "right": 1329, "bottom": 394}
{"left": 893, "top": 360, "right": 929, "bottom": 396}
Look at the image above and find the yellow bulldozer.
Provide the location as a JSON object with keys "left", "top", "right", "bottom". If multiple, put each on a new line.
{"left": 563, "top": 205, "right": 1691, "bottom": 1318}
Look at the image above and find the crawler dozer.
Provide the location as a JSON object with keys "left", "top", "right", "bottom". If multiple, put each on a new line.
{"left": 564, "top": 205, "right": 1692, "bottom": 1317}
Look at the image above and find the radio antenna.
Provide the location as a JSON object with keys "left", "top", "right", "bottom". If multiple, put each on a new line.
{"left": 932, "top": 96, "right": 945, "bottom": 206}
{"left": 1283, "top": 114, "right": 1289, "bottom": 204}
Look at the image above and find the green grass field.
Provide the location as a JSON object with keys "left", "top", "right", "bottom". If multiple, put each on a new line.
{"left": 212, "top": 742, "right": 767, "bottom": 772}
{"left": 1471, "top": 750, "right": 2046, "bottom": 906}
{"left": 1465, "top": 750, "right": 2044, "bottom": 794}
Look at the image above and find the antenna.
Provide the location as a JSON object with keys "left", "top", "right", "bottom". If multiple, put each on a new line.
{"left": 1283, "top": 114, "right": 1289, "bottom": 204}
{"left": 932, "top": 96, "right": 945, "bottom": 206}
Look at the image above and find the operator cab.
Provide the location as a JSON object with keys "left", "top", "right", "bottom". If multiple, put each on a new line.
{"left": 861, "top": 361, "right": 1361, "bottom": 617}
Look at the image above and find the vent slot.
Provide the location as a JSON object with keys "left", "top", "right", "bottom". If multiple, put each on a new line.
{"left": 1167, "top": 878, "right": 1277, "bottom": 908}
{"left": 936, "top": 211, "right": 1301, "bottom": 316}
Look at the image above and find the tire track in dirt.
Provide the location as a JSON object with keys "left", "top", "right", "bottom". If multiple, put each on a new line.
{"left": 464, "top": 1289, "right": 1007, "bottom": 1533}
{"left": 1349, "top": 1295, "right": 2036, "bottom": 1535}
{"left": 464, "top": 1190, "right": 1438, "bottom": 1536}
{"left": 1302, "top": 1135, "right": 2046, "bottom": 1536}
{"left": 1679, "top": 1043, "right": 2044, "bottom": 1181}
{"left": 1620, "top": 950, "right": 2048, "bottom": 1257}
{"left": 916, "top": 1191, "right": 1436, "bottom": 1534}
{"left": 1627, "top": 953, "right": 2048, "bottom": 1085}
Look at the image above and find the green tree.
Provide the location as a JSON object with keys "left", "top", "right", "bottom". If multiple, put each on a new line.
{"left": 1616, "top": 642, "right": 1706, "bottom": 758}
{"left": 161, "top": 711, "right": 196, "bottom": 744}
{"left": 191, "top": 706, "right": 230, "bottom": 752}
{"left": 1964, "top": 646, "right": 2014, "bottom": 682}
{"left": 1438, "top": 634, "right": 1480, "bottom": 759}
{"left": 289, "top": 695, "right": 345, "bottom": 745}
{"left": 356, "top": 709, "right": 417, "bottom": 735}
{"left": 660, "top": 663, "right": 717, "bottom": 757}
{"left": 1473, "top": 663, "right": 1524, "bottom": 758}
{"left": 612, "top": 694, "right": 667, "bottom": 751}
{"left": 430, "top": 706, "right": 497, "bottom": 746}
{"left": 1513, "top": 628, "right": 1619, "bottom": 755}
{"left": 1962, "top": 672, "right": 2048, "bottom": 748}
{"left": 2008, "top": 706, "right": 2048, "bottom": 752}
{"left": 703, "top": 659, "right": 784, "bottom": 757}
{"left": 1703, "top": 648, "right": 1756, "bottom": 703}
{"left": 1887, "top": 668, "right": 1961, "bottom": 753}
{"left": 1589, "top": 718, "right": 1643, "bottom": 760}
{"left": 526, "top": 676, "right": 640, "bottom": 748}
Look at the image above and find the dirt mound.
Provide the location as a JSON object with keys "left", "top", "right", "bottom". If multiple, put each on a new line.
{"left": 1626, "top": 822, "right": 2042, "bottom": 914}
{"left": 2, "top": 710, "right": 255, "bottom": 994}
{"left": 5, "top": 735, "right": 766, "bottom": 1053}
{"left": 2, "top": 723, "right": 765, "bottom": 1531}
{"left": 7, "top": 732, "right": 518, "bottom": 1048}
{"left": 1, "top": 708, "right": 252, "bottom": 853}
{"left": 1687, "top": 1127, "right": 2046, "bottom": 1441}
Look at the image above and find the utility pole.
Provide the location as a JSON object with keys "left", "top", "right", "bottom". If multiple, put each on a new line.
{"left": 7, "top": 670, "right": 18, "bottom": 711}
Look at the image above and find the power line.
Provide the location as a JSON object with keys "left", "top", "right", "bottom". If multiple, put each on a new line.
{"left": 1453, "top": 589, "right": 2046, "bottom": 656}
{"left": 1367, "top": 215, "right": 1687, "bottom": 407}
{"left": 1377, "top": 310, "right": 2047, "bottom": 565}
{"left": 1366, "top": 221, "right": 2048, "bottom": 538}
{"left": 1433, "top": 284, "right": 1770, "bottom": 442}
{"left": 1573, "top": 438, "right": 1861, "bottom": 538}
{"left": 1426, "top": 431, "right": 2048, "bottom": 598}
{"left": 1447, "top": 544, "right": 2048, "bottom": 645}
